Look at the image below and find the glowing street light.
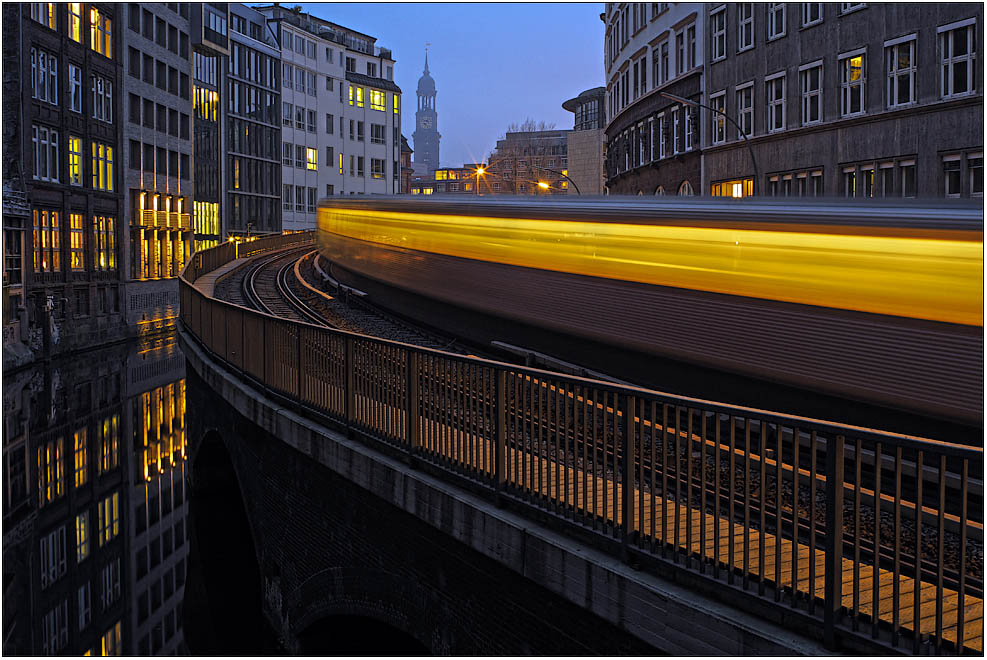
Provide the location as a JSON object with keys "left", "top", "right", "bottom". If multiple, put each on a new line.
{"left": 474, "top": 166, "right": 486, "bottom": 195}
{"left": 537, "top": 181, "right": 550, "bottom": 190}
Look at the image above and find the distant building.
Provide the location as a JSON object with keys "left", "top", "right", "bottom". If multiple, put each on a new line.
{"left": 412, "top": 51, "right": 440, "bottom": 175}
{"left": 225, "top": 4, "right": 281, "bottom": 236}
{"left": 704, "top": 2, "right": 983, "bottom": 198}
{"left": 400, "top": 135, "right": 414, "bottom": 193}
{"left": 189, "top": 3, "right": 229, "bottom": 251}
{"left": 604, "top": 3, "right": 704, "bottom": 195}
{"left": 562, "top": 87, "right": 606, "bottom": 194}
{"left": 410, "top": 164, "right": 491, "bottom": 195}
{"left": 121, "top": 4, "right": 194, "bottom": 333}
{"left": 486, "top": 129, "right": 572, "bottom": 194}
{"left": 257, "top": 4, "right": 402, "bottom": 225}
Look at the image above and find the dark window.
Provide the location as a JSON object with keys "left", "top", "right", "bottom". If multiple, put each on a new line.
{"left": 142, "top": 99, "right": 154, "bottom": 128}
{"left": 129, "top": 4, "right": 140, "bottom": 31}
{"left": 180, "top": 153, "right": 189, "bottom": 179}
{"left": 156, "top": 147, "right": 166, "bottom": 175}
{"left": 179, "top": 32, "right": 189, "bottom": 59}
{"left": 143, "top": 144, "right": 154, "bottom": 175}
{"left": 156, "top": 104, "right": 166, "bottom": 133}
{"left": 168, "top": 25, "right": 178, "bottom": 54}
{"left": 168, "top": 109, "right": 178, "bottom": 136}
{"left": 128, "top": 47, "right": 140, "bottom": 77}
{"left": 156, "top": 61, "right": 166, "bottom": 90}
{"left": 142, "top": 54, "right": 153, "bottom": 84}
{"left": 168, "top": 150, "right": 178, "bottom": 177}
{"left": 155, "top": 17, "right": 166, "bottom": 47}
{"left": 129, "top": 94, "right": 141, "bottom": 123}
{"left": 136, "top": 546, "right": 148, "bottom": 580}
{"left": 180, "top": 113, "right": 189, "bottom": 140}
{"left": 180, "top": 73, "right": 190, "bottom": 100}
{"left": 168, "top": 67, "right": 178, "bottom": 95}
{"left": 129, "top": 140, "right": 141, "bottom": 169}
{"left": 142, "top": 9, "right": 153, "bottom": 40}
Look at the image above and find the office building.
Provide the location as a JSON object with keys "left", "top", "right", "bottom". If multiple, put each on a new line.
{"left": 562, "top": 86, "right": 606, "bottom": 194}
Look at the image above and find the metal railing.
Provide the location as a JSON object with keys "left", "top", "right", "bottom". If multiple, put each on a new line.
{"left": 179, "top": 237, "right": 983, "bottom": 654}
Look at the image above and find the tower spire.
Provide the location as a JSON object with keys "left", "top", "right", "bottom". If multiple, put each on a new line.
{"left": 424, "top": 42, "right": 430, "bottom": 74}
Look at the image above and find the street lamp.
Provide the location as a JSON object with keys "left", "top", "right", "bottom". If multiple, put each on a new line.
{"left": 530, "top": 165, "right": 581, "bottom": 195}
{"left": 474, "top": 166, "right": 486, "bottom": 195}
{"left": 537, "top": 181, "right": 550, "bottom": 191}
{"left": 659, "top": 91, "right": 760, "bottom": 196}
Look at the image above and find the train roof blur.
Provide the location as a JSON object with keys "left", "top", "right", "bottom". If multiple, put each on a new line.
{"left": 320, "top": 195, "right": 984, "bottom": 231}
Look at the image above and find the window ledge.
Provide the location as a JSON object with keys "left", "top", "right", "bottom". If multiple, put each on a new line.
{"left": 737, "top": 45, "right": 755, "bottom": 54}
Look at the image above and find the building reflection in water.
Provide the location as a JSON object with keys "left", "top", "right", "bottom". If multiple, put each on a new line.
{"left": 3, "top": 333, "right": 187, "bottom": 655}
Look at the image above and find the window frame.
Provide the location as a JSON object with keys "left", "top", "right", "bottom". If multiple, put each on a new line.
{"left": 766, "top": 72, "right": 786, "bottom": 132}
{"left": 885, "top": 35, "right": 917, "bottom": 108}
{"left": 838, "top": 49, "right": 867, "bottom": 117}
{"left": 801, "top": 3, "right": 823, "bottom": 28}
{"left": 735, "top": 81, "right": 754, "bottom": 138}
{"left": 738, "top": 3, "right": 754, "bottom": 52}
{"left": 938, "top": 19, "right": 978, "bottom": 99}
{"left": 711, "top": 7, "right": 726, "bottom": 62}
{"left": 768, "top": 3, "right": 786, "bottom": 41}
{"left": 799, "top": 61, "right": 823, "bottom": 125}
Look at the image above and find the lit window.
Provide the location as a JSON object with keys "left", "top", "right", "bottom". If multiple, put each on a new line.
{"left": 940, "top": 22, "right": 977, "bottom": 99}
{"left": 76, "top": 512, "right": 90, "bottom": 562}
{"left": 33, "top": 210, "right": 61, "bottom": 273}
{"left": 369, "top": 89, "right": 385, "bottom": 111}
{"left": 91, "top": 143, "right": 114, "bottom": 191}
{"left": 393, "top": 94, "right": 400, "bottom": 114}
{"left": 100, "top": 621, "right": 121, "bottom": 656}
{"left": 89, "top": 7, "right": 112, "bottom": 59}
{"left": 30, "top": 3, "right": 57, "bottom": 30}
{"left": 422, "top": 187, "right": 433, "bottom": 195}
{"left": 97, "top": 415, "right": 119, "bottom": 472}
{"left": 306, "top": 147, "right": 318, "bottom": 170}
{"left": 93, "top": 215, "right": 116, "bottom": 271}
{"left": 348, "top": 85, "right": 354, "bottom": 106}
{"left": 711, "top": 179, "right": 754, "bottom": 197}
{"left": 97, "top": 492, "right": 119, "bottom": 546}
{"left": 67, "top": 3, "right": 82, "bottom": 41}
{"left": 68, "top": 136, "right": 83, "bottom": 186}
{"left": 355, "top": 87, "right": 364, "bottom": 108}
{"left": 339, "top": 152, "right": 343, "bottom": 175}
{"left": 371, "top": 158, "right": 385, "bottom": 179}
{"left": 69, "top": 213, "right": 84, "bottom": 270}
{"left": 840, "top": 53, "right": 865, "bottom": 116}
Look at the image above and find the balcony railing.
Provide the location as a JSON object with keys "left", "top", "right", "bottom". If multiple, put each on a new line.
{"left": 179, "top": 235, "right": 983, "bottom": 655}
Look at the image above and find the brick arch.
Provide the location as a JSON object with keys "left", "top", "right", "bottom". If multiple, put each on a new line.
{"left": 283, "top": 566, "right": 442, "bottom": 653}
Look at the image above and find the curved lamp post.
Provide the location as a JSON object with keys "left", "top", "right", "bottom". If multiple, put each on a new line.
{"left": 530, "top": 165, "right": 581, "bottom": 195}
{"left": 659, "top": 91, "right": 760, "bottom": 196}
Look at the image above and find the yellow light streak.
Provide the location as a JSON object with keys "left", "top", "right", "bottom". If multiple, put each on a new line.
{"left": 320, "top": 208, "right": 983, "bottom": 327}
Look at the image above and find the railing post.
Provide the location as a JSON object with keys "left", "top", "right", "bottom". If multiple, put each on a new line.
{"left": 406, "top": 351, "right": 419, "bottom": 451}
{"left": 622, "top": 394, "right": 635, "bottom": 556}
{"left": 297, "top": 326, "right": 304, "bottom": 401}
{"left": 824, "top": 434, "right": 846, "bottom": 650}
{"left": 262, "top": 317, "right": 268, "bottom": 385}
{"left": 494, "top": 369, "right": 506, "bottom": 491}
{"left": 344, "top": 335, "right": 355, "bottom": 432}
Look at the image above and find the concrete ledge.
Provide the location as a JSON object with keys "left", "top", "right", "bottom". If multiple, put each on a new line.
{"left": 179, "top": 326, "right": 829, "bottom": 655}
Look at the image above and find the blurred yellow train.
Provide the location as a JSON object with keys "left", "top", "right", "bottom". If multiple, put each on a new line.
{"left": 318, "top": 197, "right": 984, "bottom": 426}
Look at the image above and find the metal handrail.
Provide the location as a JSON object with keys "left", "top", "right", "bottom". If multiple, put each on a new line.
{"left": 179, "top": 237, "right": 984, "bottom": 655}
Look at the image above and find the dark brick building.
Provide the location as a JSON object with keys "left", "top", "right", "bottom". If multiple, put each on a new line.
{"left": 5, "top": 2, "right": 127, "bottom": 360}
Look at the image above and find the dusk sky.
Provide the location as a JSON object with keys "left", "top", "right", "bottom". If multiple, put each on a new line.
{"left": 296, "top": 3, "right": 606, "bottom": 168}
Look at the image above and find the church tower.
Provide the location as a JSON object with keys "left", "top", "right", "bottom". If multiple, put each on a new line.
{"left": 412, "top": 49, "right": 440, "bottom": 175}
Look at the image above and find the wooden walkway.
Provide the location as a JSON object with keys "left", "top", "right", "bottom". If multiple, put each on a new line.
{"left": 292, "top": 351, "right": 984, "bottom": 652}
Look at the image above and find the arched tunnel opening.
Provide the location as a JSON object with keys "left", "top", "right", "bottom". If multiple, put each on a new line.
{"left": 183, "top": 431, "right": 280, "bottom": 652}
{"left": 298, "top": 614, "right": 429, "bottom": 655}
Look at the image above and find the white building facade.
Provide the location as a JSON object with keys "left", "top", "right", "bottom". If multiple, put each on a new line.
{"left": 257, "top": 6, "right": 402, "bottom": 232}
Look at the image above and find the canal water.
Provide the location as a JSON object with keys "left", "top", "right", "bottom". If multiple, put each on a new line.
{"left": 2, "top": 330, "right": 279, "bottom": 655}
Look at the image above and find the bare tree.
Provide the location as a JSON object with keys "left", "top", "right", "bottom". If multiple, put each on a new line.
{"left": 488, "top": 119, "right": 563, "bottom": 194}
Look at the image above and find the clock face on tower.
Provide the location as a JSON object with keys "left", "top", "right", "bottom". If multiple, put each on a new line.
{"left": 419, "top": 116, "right": 433, "bottom": 129}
